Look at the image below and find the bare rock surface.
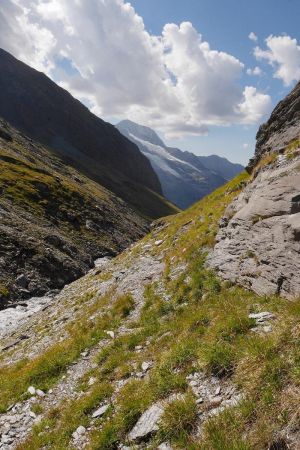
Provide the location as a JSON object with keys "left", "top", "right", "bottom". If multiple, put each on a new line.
{"left": 209, "top": 154, "right": 300, "bottom": 299}
{"left": 209, "top": 81, "right": 300, "bottom": 299}
{"left": 128, "top": 403, "right": 165, "bottom": 442}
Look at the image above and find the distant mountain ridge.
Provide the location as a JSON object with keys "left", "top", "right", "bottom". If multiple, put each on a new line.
{"left": 0, "top": 48, "right": 177, "bottom": 220}
{"left": 117, "top": 119, "right": 243, "bottom": 209}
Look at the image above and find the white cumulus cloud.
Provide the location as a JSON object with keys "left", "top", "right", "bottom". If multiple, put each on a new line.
{"left": 0, "top": 0, "right": 272, "bottom": 137}
{"left": 246, "top": 66, "right": 262, "bottom": 76}
{"left": 254, "top": 35, "right": 300, "bottom": 86}
{"left": 249, "top": 32, "right": 258, "bottom": 42}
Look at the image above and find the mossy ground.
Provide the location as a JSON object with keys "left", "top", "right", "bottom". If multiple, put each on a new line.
{"left": 1, "top": 172, "right": 299, "bottom": 449}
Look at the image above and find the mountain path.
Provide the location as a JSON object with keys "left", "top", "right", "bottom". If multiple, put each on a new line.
{"left": 0, "top": 246, "right": 165, "bottom": 449}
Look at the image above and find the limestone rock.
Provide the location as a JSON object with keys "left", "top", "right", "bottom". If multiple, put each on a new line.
{"left": 92, "top": 404, "right": 109, "bottom": 418}
{"left": 141, "top": 361, "right": 153, "bottom": 372}
{"left": 249, "top": 312, "right": 274, "bottom": 322}
{"left": 36, "top": 389, "right": 45, "bottom": 397}
{"left": 128, "top": 403, "right": 164, "bottom": 442}
{"left": 73, "top": 425, "right": 86, "bottom": 437}
{"left": 158, "top": 443, "right": 173, "bottom": 450}
{"left": 27, "top": 386, "right": 36, "bottom": 396}
{"left": 208, "top": 156, "right": 300, "bottom": 299}
{"left": 209, "top": 82, "right": 300, "bottom": 299}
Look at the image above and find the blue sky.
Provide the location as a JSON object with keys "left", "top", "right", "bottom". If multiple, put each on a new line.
{"left": 1, "top": 0, "right": 300, "bottom": 165}
{"left": 129, "top": 0, "right": 300, "bottom": 163}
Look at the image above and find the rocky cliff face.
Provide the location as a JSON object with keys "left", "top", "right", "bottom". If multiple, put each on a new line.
{"left": 0, "top": 49, "right": 177, "bottom": 220}
{"left": 209, "top": 82, "right": 300, "bottom": 299}
{"left": 248, "top": 80, "right": 300, "bottom": 172}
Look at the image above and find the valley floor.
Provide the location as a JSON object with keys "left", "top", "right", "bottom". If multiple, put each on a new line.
{"left": 0, "top": 173, "right": 299, "bottom": 450}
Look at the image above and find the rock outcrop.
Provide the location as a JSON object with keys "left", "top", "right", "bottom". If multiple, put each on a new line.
{"left": 209, "top": 81, "right": 300, "bottom": 299}
{"left": 248, "top": 80, "right": 300, "bottom": 172}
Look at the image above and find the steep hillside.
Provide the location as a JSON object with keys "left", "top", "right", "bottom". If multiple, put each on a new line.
{"left": 209, "top": 81, "right": 300, "bottom": 299}
{"left": 0, "top": 118, "right": 150, "bottom": 306}
{"left": 0, "top": 172, "right": 299, "bottom": 449}
{"left": 117, "top": 119, "right": 243, "bottom": 209}
{"left": 0, "top": 49, "right": 177, "bottom": 220}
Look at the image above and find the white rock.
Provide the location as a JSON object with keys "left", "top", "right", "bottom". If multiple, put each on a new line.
{"left": 155, "top": 240, "right": 164, "bottom": 246}
{"left": 92, "top": 404, "right": 109, "bottom": 418}
{"left": 141, "top": 361, "right": 152, "bottom": 372}
{"left": 158, "top": 443, "right": 173, "bottom": 450}
{"left": 36, "top": 389, "right": 45, "bottom": 397}
{"left": 128, "top": 403, "right": 164, "bottom": 441}
{"left": 1, "top": 435, "right": 13, "bottom": 444}
{"left": 88, "top": 377, "right": 97, "bottom": 386}
{"left": 75, "top": 425, "right": 86, "bottom": 436}
{"left": 29, "top": 411, "right": 36, "bottom": 419}
{"left": 106, "top": 330, "right": 115, "bottom": 339}
{"left": 249, "top": 311, "right": 274, "bottom": 321}
{"left": 72, "top": 431, "right": 79, "bottom": 440}
{"left": 27, "top": 386, "right": 36, "bottom": 395}
{"left": 215, "top": 386, "right": 221, "bottom": 395}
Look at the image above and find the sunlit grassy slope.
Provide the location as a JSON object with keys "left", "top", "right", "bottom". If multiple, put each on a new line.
{"left": 2, "top": 172, "right": 299, "bottom": 449}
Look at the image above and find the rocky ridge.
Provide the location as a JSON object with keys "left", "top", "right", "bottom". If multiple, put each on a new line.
{"left": 117, "top": 119, "right": 243, "bottom": 209}
{"left": 248, "top": 80, "right": 300, "bottom": 172}
{"left": 209, "top": 81, "right": 300, "bottom": 299}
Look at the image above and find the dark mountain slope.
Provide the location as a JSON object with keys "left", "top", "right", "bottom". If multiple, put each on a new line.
{"left": 0, "top": 49, "right": 176, "bottom": 219}
{"left": 0, "top": 118, "right": 150, "bottom": 306}
{"left": 117, "top": 119, "right": 243, "bottom": 209}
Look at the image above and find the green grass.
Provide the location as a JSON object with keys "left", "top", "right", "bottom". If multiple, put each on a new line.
{"left": 14, "top": 173, "right": 300, "bottom": 449}
{"left": 0, "top": 293, "right": 135, "bottom": 413}
{"left": 160, "top": 394, "right": 198, "bottom": 444}
{"left": 0, "top": 282, "right": 9, "bottom": 300}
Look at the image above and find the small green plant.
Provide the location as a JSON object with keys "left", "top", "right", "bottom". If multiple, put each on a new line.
{"left": 286, "top": 136, "right": 300, "bottom": 153}
{"left": 30, "top": 403, "right": 44, "bottom": 416}
{"left": 201, "top": 341, "right": 236, "bottom": 377}
{"left": 160, "top": 394, "right": 198, "bottom": 441}
{"left": 0, "top": 282, "right": 9, "bottom": 299}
